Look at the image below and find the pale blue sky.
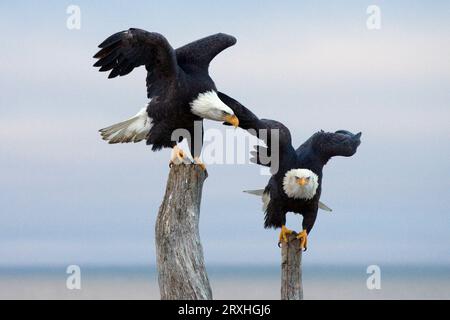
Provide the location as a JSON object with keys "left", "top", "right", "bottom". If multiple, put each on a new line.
{"left": 0, "top": 1, "right": 449, "bottom": 267}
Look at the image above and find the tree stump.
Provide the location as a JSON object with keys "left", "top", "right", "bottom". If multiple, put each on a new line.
{"left": 281, "top": 233, "right": 303, "bottom": 300}
{"left": 155, "top": 164, "right": 212, "bottom": 300}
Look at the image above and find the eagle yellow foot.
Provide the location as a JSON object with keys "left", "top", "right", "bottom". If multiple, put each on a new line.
{"left": 193, "top": 157, "right": 206, "bottom": 171}
{"left": 169, "top": 146, "right": 187, "bottom": 168}
{"left": 296, "top": 229, "right": 308, "bottom": 251}
{"left": 278, "top": 225, "right": 294, "bottom": 247}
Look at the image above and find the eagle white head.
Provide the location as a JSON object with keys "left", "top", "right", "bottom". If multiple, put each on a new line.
{"left": 190, "top": 90, "right": 239, "bottom": 127}
{"left": 283, "top": 168, "right": 319, "bottom": 200}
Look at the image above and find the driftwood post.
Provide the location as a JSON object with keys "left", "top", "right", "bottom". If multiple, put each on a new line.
{"left": 155, "top": 164, "right": 212, "bottom": 300}
{"left": 281, "top": 233, "right": 304, "bottom": 300}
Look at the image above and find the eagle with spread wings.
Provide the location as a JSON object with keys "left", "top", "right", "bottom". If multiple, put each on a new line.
{"left": 220, "top": 93, "right": 362, "bottom": 250}
{"left": 93, "top": 29, "right": 240, "bottom": 168}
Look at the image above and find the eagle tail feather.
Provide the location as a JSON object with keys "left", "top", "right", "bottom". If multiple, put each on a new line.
{"left": 244, "top": 189, "right": 333, "bottom": 213}
{"left": 318, "top": 201, "right": 333, "bottom": 212}
{"left": 243, "top": 189, "right": 265, "bottom": 196}
{"left": 99, "top": 107, "right": 151, "bottom": 144}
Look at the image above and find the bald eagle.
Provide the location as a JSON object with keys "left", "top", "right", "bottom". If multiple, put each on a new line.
{"left": 93, "top": 29, "right": 240, "bottom": 168}
{"left": 219, "top": 93, "right": 362, "bottom": 250}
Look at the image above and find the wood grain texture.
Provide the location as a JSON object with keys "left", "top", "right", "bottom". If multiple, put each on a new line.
{"left": 155, "top": 164, "right": 212, "bottom": 300}
{"left": 281, "top": 233, "right": 303, "bottom": 300}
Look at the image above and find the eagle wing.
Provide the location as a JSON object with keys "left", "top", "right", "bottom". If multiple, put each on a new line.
{"left": 93, "top": 28, "right": 179, "bottom": 98}
{"left": 175, "top": 33, "right": 236, "bottom": 73}
{"left": 218, "top": 92, "right": 296, "bottom": 171}
{"left": 296, "top": 130, "right": 362, "bottom": 162}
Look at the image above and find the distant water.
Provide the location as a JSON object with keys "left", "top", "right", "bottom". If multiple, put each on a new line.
{"left": 0, "top": 265, "right": 449, "bottom": 299}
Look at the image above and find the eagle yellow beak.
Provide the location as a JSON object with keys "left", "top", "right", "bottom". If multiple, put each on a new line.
{"left": 297, "top": 177, "right": 308, "bottom": 186}
{"left": 225, "top": 114, "right": 239, "bottom": 128}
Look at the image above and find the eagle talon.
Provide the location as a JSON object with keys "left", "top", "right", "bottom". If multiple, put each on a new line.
{"left": 278, "top": 225, "right": 294, "bottom": 246}
{"left": 296, "top": 229, "right": 308, "bottom": 251}
{"left": 169, "top": 146, "right": 187, "bottom": 167}
{"left": 193, "top": 157, "right": 206, "bottom": 171}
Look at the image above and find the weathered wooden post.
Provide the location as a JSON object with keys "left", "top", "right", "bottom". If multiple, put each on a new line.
{"left": 281, "top": 233, "right": 303, "bottom": 300}
{"left": 155, "top": 164, "right": 212, "bottom": 300}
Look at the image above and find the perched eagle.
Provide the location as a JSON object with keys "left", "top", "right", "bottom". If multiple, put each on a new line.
{"left": 93, "top": 29, "right": 240, "bottom": 168}
{"left": 219, "top": 93, "right": 362, "bottom": 250}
